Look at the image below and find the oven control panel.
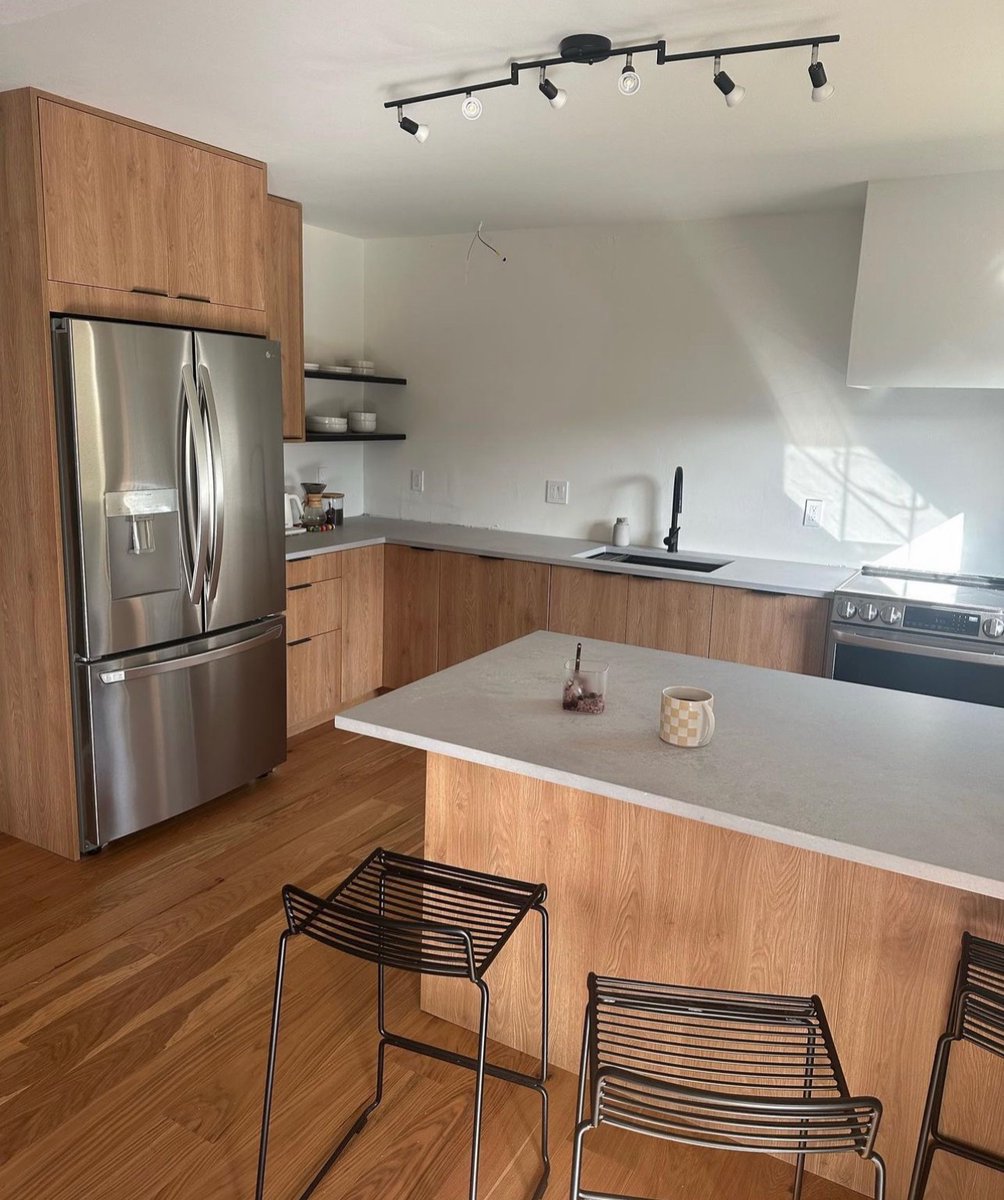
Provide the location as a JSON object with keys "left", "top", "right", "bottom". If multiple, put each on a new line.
{"left": 832, "top": 595, "right": 1004, "bottom": 643}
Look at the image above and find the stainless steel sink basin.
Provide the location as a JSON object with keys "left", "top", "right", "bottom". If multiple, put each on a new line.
{"left": 580, "top": 550, "right": 732, "bottom": 574}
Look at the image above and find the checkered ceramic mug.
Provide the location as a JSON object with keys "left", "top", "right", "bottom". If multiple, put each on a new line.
{"left": 660, "top": 686, "right": 716, "bottom": 748}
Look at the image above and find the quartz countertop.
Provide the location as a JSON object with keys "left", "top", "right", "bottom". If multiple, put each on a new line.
{"left": 336, "top": 631, "right": 1004, "bottom": 899}
{"left": 286, "top": 516, "right": 854, "bottom": 598}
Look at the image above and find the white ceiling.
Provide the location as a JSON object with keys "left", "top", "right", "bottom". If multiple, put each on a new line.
{"left": 3, "top": 0, "right": 1004, "bottom": 237}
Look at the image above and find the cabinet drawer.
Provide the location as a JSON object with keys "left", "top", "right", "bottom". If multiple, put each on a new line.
{"left": 286, "top": 578, "right": 341, "bottom": 641}
{"left": 286, "top": 553, "right": 342, "bottom": 586}
{"left": 286, "top": 629, "right": 341, "bottom": 734}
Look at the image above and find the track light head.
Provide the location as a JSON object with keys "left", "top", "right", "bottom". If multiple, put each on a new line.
{"left": 398, "top": 107, "right": 430, "bottom": 142}
{"left": 538, "top": 67, "right": 567, "bottom": 109}
{"left": 618, "top": 55, "right": 641, "bottom": 96}
{"left": 808, "top": 45, "right": 834, "bottom": 101}
{"left": 461, "top": 92, "right": 483, "bottom": 120}
{"left": 713, "top": 56, "right": 746, "bottom": 107}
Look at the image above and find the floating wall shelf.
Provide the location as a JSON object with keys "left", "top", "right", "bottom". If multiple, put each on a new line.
{"left": 305, "top": 432, "right": 406, "bottom": 443}
{"left": 305, "top": 369, "right": 407, "bottom": 386}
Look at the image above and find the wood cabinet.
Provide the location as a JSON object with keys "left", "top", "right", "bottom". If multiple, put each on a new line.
{"left": 548, "top": 566, "right": 629, "bottom": 643}
{"left": 285, "top": 554, "right": 342, "bottom": 735}
{"left": 266, "top": 195, "right": 305, "bottom": 440}
{"left": 383, "top": 546, "right": 441, "bottom": 689}
{"left": 341, "top": 545, "right": 385, "bottom": 703}
{"left": 709, "top": 588, "right": 830, "bottom": 675}
{"left": 287, "top": 631, "right": 341, "bottom": 735}
{"left": 624, "top": 576, "right": 714, "bottom": 657}
{"left": 35, "top": 93, "right": 266, "bottom": 331}
{"left": 437, "top": 553, "right": 550, "bottom": 670}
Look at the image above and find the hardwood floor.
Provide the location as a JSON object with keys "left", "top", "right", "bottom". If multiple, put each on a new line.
{"left": 0, "top": 726, "right": 877, "bottom": 1199}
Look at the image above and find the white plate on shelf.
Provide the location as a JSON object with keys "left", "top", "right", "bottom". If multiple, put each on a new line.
{"left": 304, "top": 362, "right": 320, "bottom": 371}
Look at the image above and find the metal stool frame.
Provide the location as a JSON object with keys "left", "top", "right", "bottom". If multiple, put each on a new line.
{"left": 907, "top": 932, "right": 1004, "bottom": 1200}
{"left": 570, "top": 973, "right": 885, "bottom": 1200}
{"left": 254, "top": 847, "right": 550, "bottom": 1200}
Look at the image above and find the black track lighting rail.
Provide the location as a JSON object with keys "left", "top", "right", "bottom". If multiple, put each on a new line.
{"left": 384, "top": 34, "right": 840, "bottom": 110}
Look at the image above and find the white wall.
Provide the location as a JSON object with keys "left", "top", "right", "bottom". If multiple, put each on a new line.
{"left": 283, "top": 224, "right": 366, "bottom": 514}
{"left": 361, "top": 210, "right": 1004, "bottom": 574}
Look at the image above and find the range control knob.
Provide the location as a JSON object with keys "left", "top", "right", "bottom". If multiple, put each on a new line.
{"left": 835, "top": 598, "right": 858, "bottom": 620}
{"left": 859, "top": 603, "right": 879, "bottom": 623}
{"left": 984, "top": 616, "right": 1004, "bottom": 639}
{"left": 880, "top": 604, "right": 903, "bottom": 625}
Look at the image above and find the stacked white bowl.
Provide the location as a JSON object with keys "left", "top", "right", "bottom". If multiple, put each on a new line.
{"left": 306, "top": 413, "right": 348, "bottom": 433}
{"left": 348, "top": 411, "right": 377, "bottom": 433}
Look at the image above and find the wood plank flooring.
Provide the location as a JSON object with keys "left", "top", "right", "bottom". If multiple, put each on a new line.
{"left": 0, "top": 726, "right": 901, "bottom": 1199}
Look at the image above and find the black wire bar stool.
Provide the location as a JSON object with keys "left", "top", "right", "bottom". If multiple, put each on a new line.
{"left": 570, "top": 973, "right": 886, "bottom": 1200}
{"left": 907, "top": 932, "right": 1004, "bottom": 1200}
{"left": 254, "top": 847, "right": 550, "bottom": 1200}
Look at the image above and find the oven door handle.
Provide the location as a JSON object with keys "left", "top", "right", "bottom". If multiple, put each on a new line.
{"left": 832, "top": 627, "right": 1004, "bottom": 666}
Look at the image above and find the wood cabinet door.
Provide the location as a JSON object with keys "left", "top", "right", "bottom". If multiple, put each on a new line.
{"left": 625, "top": 577, "right": 713, "bottom": 657}
{"left": 266, "top": 195, "right": 304, "bottom": 440}
{"left": 437, "top": 554, "right": 550, "bottom": 670}
{"left": 286, "top": 629, "right": 341, "bottom": 734}
{"left": 383, "top": 546, "right": 441, "bottom": 688}
{"left": 709, "top": 588, "right": 829, "bottom": 675}
{"left": 548, "top": 566, "right": 628, "bottom": 643}
{"left": 39, "top": 99, "right": 170, "bottom": 295}
{"left": 341, "top": 546, "right": 384, "bottom": 702}
{"left": 168, "top": 142, "right": 266, "bottom": 310}
{"left": 285, "top": 578, "right": 341, "bottom": 643}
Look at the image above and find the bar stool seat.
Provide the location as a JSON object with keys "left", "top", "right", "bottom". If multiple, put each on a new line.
{"left": 908, "top": 932, "right": 1004, "bottom": 1200}
{"left": 255, "top": 847, "right": 550, "bottom": 1200}
{"left": 571, "top": 973, "right": 885, "bottom": 1200}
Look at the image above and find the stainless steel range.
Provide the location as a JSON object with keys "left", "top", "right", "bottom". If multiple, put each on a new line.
{"left": 826, "top": 567, "right": 1004, "bottom": 708}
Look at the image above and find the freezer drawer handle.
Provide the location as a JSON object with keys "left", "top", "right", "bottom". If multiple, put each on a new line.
{"left": 98, "top": 624, "right": 283, "bottom": 684}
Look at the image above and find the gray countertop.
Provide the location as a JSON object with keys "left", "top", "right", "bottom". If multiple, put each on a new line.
{"left": 337, "top": 630, "right": 1004, "bottom": 899}
{"left": 286, "top": 516, "right": 854, "bottom": 598}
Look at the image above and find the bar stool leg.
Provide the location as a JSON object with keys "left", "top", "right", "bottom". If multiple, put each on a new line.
{"left": 569, "top": 1007, "right": 593, "bottom": 1200}
{"left": 468, "top": 980, "right": 491, "bottom": 1200}
{"left": 534, "top": 901, "right": 551, "bottom": 1195}
{"left": 872, "top": 1150, "right": 887, "bottom": 1200}
{"left": 907, "top": 1033, "right": 954, "bottom": 1200}
{"left": 569, "top": 1121, "right": 590, "bottom": 1200}
{"left": 255, "top": 930, "right": 292, "bottom": 1200}
{"left": 793, "top": 1154, "right": 806, "bottom": 1199}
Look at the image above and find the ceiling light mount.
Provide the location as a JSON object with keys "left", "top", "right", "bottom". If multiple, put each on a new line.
{"left": 559, "top": 33, "right": 613, "bottom": 65}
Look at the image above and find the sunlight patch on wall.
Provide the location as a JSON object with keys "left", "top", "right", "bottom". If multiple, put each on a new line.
{"left": 784, "top": 444, "right": 963, "bottom": 570}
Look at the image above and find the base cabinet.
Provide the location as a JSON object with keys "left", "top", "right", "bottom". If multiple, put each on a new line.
{"left": 287, "top": 630, "right": 341, "bottom": 734}
{"left": 437, "top": 553, "right": 550, "bottom": 670}
{"left": 341, "top": 545, "right": 385, "bottom": 702}
{"left": 709, "top": 587, "right": 830, "bottom": 675}
{"left": 383, "top": 545, "right": 441, "bottom": 688}
{"left": 624, "top": 576, "right": 714, "bottom": 657}
{"left": 548, "top": 566, "right": 629, "bottom": 643}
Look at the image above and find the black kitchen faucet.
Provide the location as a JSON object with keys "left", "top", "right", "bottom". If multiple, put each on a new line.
{"left": 664, "top": 466, "right": 683, "bottom": 553}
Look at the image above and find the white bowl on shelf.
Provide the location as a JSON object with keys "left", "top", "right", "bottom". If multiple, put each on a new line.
{"left": 304, "top": 362, "right": 320, "bottom": 371}
{"left": 307, "top": 415, "right": 348, "bottom": 433}
{"left": 348, "top": 411, "right": 377, "bottom": 432}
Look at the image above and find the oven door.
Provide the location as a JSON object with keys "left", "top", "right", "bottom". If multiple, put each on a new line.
{"left": 828, "top": 627, "right": 1004, "bottom": 708}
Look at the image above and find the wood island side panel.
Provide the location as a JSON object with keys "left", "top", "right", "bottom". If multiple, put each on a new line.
{"left": 422, "top": 754, "right": 1004, "bottom": 1200}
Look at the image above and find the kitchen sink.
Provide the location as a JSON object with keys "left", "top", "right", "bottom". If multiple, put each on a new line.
{"left": 580, "top": 550, "right": 732, "bottom": 574}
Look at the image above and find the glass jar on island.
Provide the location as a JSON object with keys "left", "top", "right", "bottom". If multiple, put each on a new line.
{"left": 562, "top": 659, "right": 609, "bottom": 714}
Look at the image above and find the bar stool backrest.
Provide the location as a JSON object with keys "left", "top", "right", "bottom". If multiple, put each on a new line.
{"left": 956, "top": 934, "right": 1004, "bottom": 1059}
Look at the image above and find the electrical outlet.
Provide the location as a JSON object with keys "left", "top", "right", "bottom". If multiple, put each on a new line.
{"left": 803, "top": 499, "right": 824, "bottom": 528}
{"left": 410, "top": 468, "right": 425, "bottom": 493}
{"left": 546, "top": 479, "right": 569, "bottom": 505}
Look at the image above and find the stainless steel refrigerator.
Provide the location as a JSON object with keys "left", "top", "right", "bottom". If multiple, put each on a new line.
{"left": 52, "top": 316, "right": 287, "bottom": 852}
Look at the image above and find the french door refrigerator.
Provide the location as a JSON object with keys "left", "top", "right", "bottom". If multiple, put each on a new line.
{"left": 53, "top": 316, "right": 287, "bottom": 851}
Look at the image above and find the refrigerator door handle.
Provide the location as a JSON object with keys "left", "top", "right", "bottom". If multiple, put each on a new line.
{"left": 180, "top": 364, "right": 211, "bottom": 604}
{"left": 98, "top": 623, "right": 283, "bottom": 683}
{"left": 199, "top": 364, "right": 226, "bottom": 603}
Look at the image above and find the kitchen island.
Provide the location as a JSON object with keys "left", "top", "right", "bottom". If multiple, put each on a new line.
{"left": 337, "top": 631, "right": 1004, "bottom": 1200}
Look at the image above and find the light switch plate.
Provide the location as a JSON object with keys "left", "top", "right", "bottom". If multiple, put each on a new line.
{"left": 546, "top": 479, "right": 569, "bottom": 505}
{"left": 410, "top": 469, "right": 425, "bottom": 493}
{"left": 803, "top": 498, "right": 824, "bottom": 527}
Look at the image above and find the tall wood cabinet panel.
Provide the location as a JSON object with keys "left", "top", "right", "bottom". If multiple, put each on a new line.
{"left": 266, "top": 195, "right": 305, "bottom": 440}
{"left": 168, "top": 141, "right": 265, "bottom": 309}
{"left": 548, "top": 566, "right": 629, "bottom": 643}
{"left": 341, "top": 545, "right": 385, "bottom": 703}
{"left": 0, "top": 89, "right": 79, "bottom": 858}
{"left": 383, "top": 546, "right": 441, "bottom": 689}
{"left": 287, "top": 631, "right": 341, "bottom": 735}
{"left": 625, "top": 576, "right": 714, "bottom": 657}
{"left": 437, "top": 553, "right": 550, "bottom": 670}
{"left": 709, "top": 588, "right": 830, "bottom": 676}
{"left": 39, "top": 98, "right": 171, "bottom": 297}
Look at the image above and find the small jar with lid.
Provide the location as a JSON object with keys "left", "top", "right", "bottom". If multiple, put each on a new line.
{"left": 612, "top": 517, "right": 630, "bottom": 547}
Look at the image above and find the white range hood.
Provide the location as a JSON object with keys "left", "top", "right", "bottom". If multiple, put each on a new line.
{"left": 847, "top": 169, "right": 1004, "bottom": 389}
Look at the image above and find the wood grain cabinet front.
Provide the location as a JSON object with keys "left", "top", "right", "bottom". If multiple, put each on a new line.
{"left": 286, "top": 630, "right": 341, "bottom": 735}
{"left": 624, "top": 576, "right": 714, "bottom": 657}
{"left": 383, "top": 545, "right": 441, "bottom": 689}
{"left": 285, "top": 578, "right": 341, "bottom": 643}
{"left": 437, "top": 552, "right": 549, "bottom": 670}
{"left": 709, "top": 587, "right": 830, "bottom": 675}
{"left": 548, "top": 566, "right": 629, "bottom": 643}
{"left": 266, "top": 195, "right": 305, "bottom": 440}
{"left": 341, "top": 545, "right": 385, "bottom": 703}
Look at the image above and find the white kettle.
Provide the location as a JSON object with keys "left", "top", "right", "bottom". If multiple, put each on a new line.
{"left": 284, "top": 492, "right": 304, "bottom": 529}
